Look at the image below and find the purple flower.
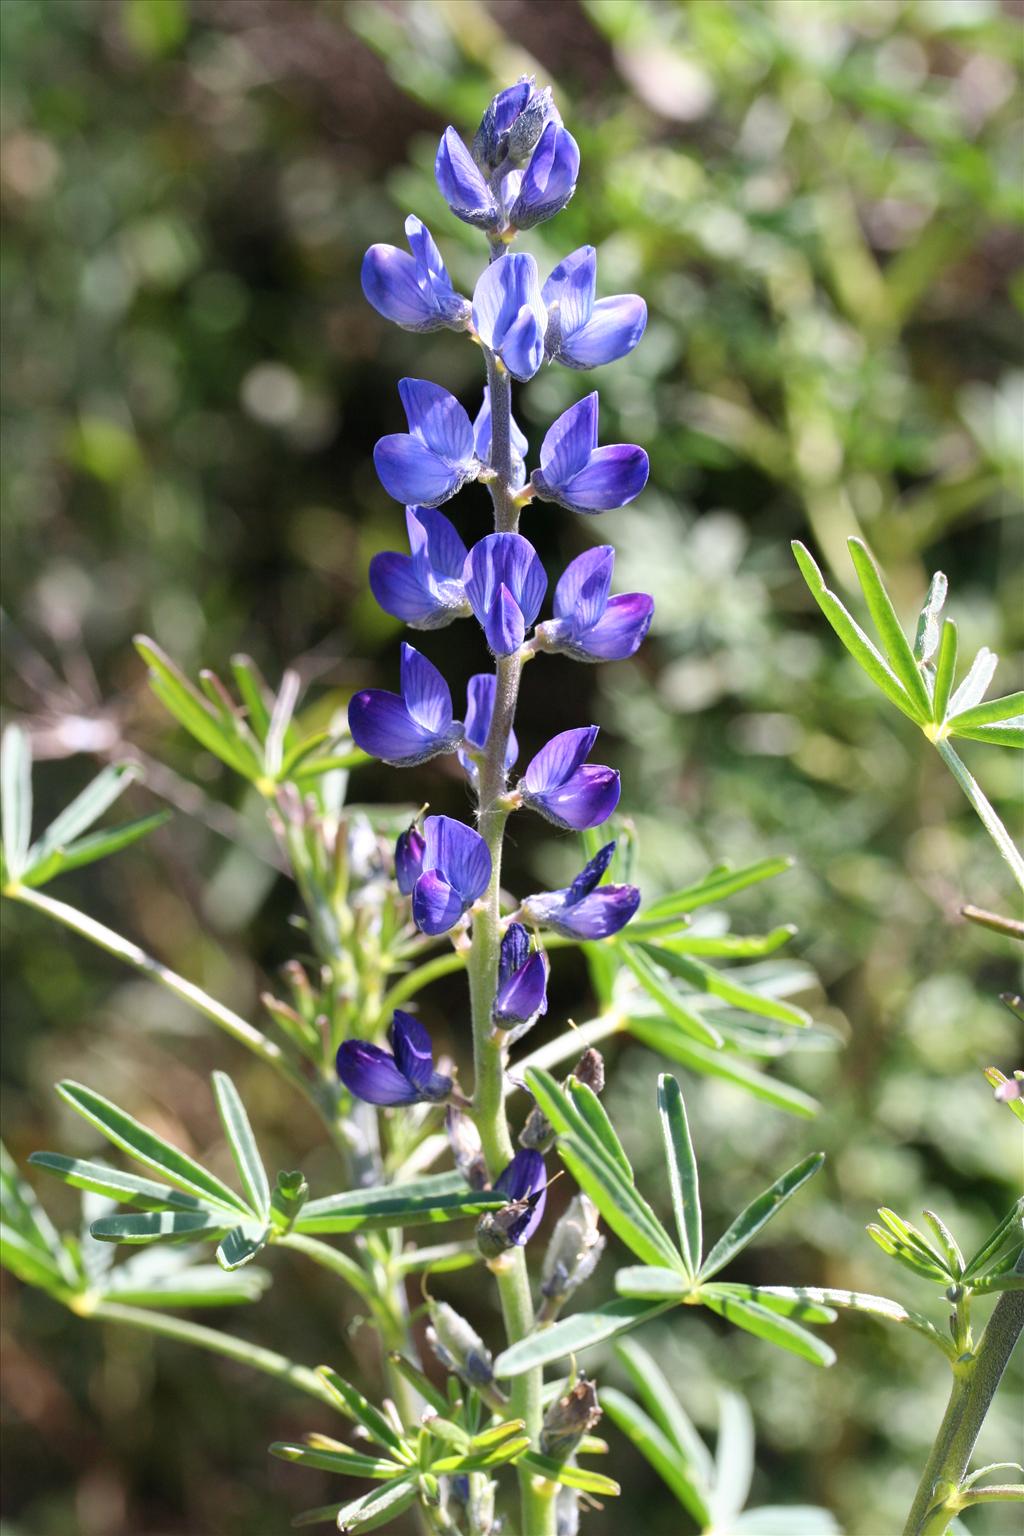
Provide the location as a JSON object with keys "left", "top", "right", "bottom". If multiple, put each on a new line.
{"left": 412, "top": 814, "right": 492, "bottom": 936}
{"left": 361, "top": 216, "right": 471, "bottom": 334}
{"left": 472, "top": 253, "right": 547, "bottom": 382}
{"left": 494, "top": 1149, "right": 548, "bottom": 1244}
{"left": 519, "top": 727, "right": 620, "bottom": 832}
{"left": 374, "top": 379, "right": 480, "bottom": 507}
{"left": 337, "top": 1010, "right": 452, "bottom": 1107}
{"left": 537, "top": 546, "right": 653, "bottom": 663}
{"left": 369, "top": 506, "right": 471, "bottom": 630}
{"left": 530, "top": 393, "right": 648, "bottom": 515}
{"left": 493, "top": 922, "right": 548, "bottom": 1033}
{"left": 458, "top": 673, "right": 519, "bottom": 787}
{"left": 473, "top": 388, "right": 528, "bottom": 490}
{"left": 435, "top": 127, "right": 500, "bottom": 231}
{"left": 348, "top": 643, "right": 462, "bottom": 767}
{"left": 523, "top": 841, "right": 640, "bottom": 940}
{"left": 395, "top": 825, "right": 426, "bottom": 895}
{"left": 543, "top": 247, "right": 646, "bottom": 370}
{"left": 463, "top": 532, "right": 547, "bottom": 656}
{"left": 506, "top": 121, "right": 580, "bottom": 231}
{"left": 472, "top": 78, "right": 561, "bottom": 174}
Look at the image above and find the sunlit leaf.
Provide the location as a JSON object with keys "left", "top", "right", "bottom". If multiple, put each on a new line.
{"left": 700, "top": 1291, "right": 835, "bottom": 1366}
{"left": 600, "top": 1387, "right": 711, "bottom": 1524}
{"left": 699, "top": 1153, "right": 824, "bottom": 1279}
{"left": 494, "top": 1298, "right": 671, "bottom": 1377}
{"left": 212, "top": 1072, "right": 270, "bottom": 1218}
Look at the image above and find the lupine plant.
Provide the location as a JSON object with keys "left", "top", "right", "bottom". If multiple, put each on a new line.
{"left": 2, "top": 76, "right": 1022, "bottom": 1536}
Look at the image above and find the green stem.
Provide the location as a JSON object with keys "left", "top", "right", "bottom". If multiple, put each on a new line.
{"left": 903, "top": 1258, "right": 1024, "bottom": 1536}
{"left": 935, "top": 739, "right": 1024, "bottom": 892}
{"left": 86, "top": 1298, "right": 338, "bottom": 1408}
{"left": 379, "top": 949, "right": 467, "bottom": 1017}
{"left": 466, "top": 350, "right": 556, "bottom": 1536}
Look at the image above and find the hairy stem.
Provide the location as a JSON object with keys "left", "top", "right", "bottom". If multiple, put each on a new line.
{"left": 903, "top": 1258, "right": 1024, "bottom": 1536}
{"left": 935, "top": 738, "right": 1024, "bottom": 892}
{"left": 467, "top": 351, "right": 556, "bottom": 1536}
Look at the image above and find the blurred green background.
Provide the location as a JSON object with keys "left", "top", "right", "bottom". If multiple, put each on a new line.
{"left": 2, "top": 1, "right": 1022, "bottom": 1533}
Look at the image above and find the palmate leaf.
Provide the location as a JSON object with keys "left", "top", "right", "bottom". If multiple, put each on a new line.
{"left": 628, "top": 1016, "right": 821, "bottom": 1119}
{"left": 269, "top": 1440, "right": 406, "bottom": 1480}
{"left": 25, "top": 762, "right": 141, "bottom": 868}
{"left": 640, "top": 944, "right": 810, "bottom": 1030}
{"left": 55, "top": 1080, "right": 249, "bottom": 1215}
{"left": 495, "top": 1298, "right": 671, "bottom": 1378}
{"left": 636, "top": 856, "right": 795, "bottom": 926}
{"left": 847, "top": 538, "right": 933, "bottom": 720}
{"left": 21, "top": 811, "right": 171, "bottom": 889}
{"left": 136, "top": 636, "right": 263, "bottom": 780}
{"left": 617, "top": 943, "right": 724, "bottom": 1048}
{"left": 699, "top": 1291, "right": 836, "bottom": 1367}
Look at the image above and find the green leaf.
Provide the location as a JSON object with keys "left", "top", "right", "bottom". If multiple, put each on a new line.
{"left": 969, "top": 1272, "right": 1024, "bottom": 1295}
{"left": 387, "top": 1353, "right": 450, "bottom": 1417}
{"left": 619, "top": 944, "right": 723, "bottom": 1048}
{"left": 640, "top": 856, "right": 793, "bottom": 922}
{"left": 655, "top": 926, "right": 796, "bottom": 960}
{"left": 599, "top": 1388, "right": 711, "bottom": 1524}
{"left": 914, "top": 571, "right": 948, "bottom": 664}
{"left": 1, "top": 724, "right": 32, "bottom": 882}
{"left": 0, "top": 1221, "right": 70, "bottom": 1293}
{"left": 22, "top": 811, "right": 171, "bottom": 888}
{"left": 216, "top": 1222, "right": 271, "bottom": 1270}
{"left": 932, "top": 619, "right": 958, "bottom": 723}
{"left": 951, "top": 691, "right": 1024, "bottom": 729}
{"left": 876, "top": 1208, "right": 952, "bottom": 1276}
{"left": 728, "top": 1505, "right": 841, "bottom": 1533}
{"left": 135, "top": 636, "right": 261, "bottom": 779}
{"left": 559, "top": 1132, "right": 683, "bottom": 1270}
{"left": 430, "top": 1436, "right": 531, "bottom": 1474}
{"left": 230, "top": 654, "right": 273, "bottom": 741}
{"left": 333, "top": 1477, "right": 417, "bottom": 1533}
{"left": 628, "top": 1017, "right": 820, "bottom": 1118}
{"left": 269, "top": 1441, "right": 404, "bottom": 1480}
{"left": 615, "top": 1338, "right": 715, "bottom": 1489}
{"left": 615, "top": 1265, "right": 691, "bottom": 1298}
{"left": 700, "top": 1291, "right": 835, "bottom": 1367}
{"left": 713, "top": 1390, "right": 754, "bottom": 1525}
{"left": 699, "top": 1283, "right": 837, "bottom": 1325}
{"left": 212, "top": 1073, "right": 270, "bottom": 1217}
{"left": 316, "top": 1368, "right": 410, "bottom": 1459}
{"left": 565, "top": 1077, "right": 632, "bottom": 1182}
{"left": 91, "top": 1210, "right": 229, "bottom": 1245}
{"left": 494, "top": 1298, "right": 671, "bottom": 1377}
{"left": 950, "top": 722, "right": 1024, "bottom": 748}
{"left": 296, "top": 1173, "right": 502, "bottom": 1235}
{"left": 103, "top": 1263, "right": 271, "bottom": 1308}
{"left": 519, "top": 1452, "right": 620, "bottom": 1497}
{"left": 963, "top": 1200, "right": 1024, "bottom": 1281}
{"left": 27, "top": 762, "right": 140, "bottom": 867}
{"left": 29, "top": 1151, "right": 209, "bottom": 1212}
{"left": 657, "top": 1074, "right": 702, "bottom": 1276}
{"left": 56, "top": 1080, "right": 249, "bottom": 1215}
{"left": 699, "top": 1153, "right": 824, "bottom": 1280}
{"left": 866, "top": 1224, "right": 951, "bottom": 1282}
{"left": 393, "top": 1241, "right": 478, "bottom": 1276}
{"left": 756, "top": 1286, "right": 953, "bottom": 1355}
{"left": 641, "top": 945, "right": 810, "bottom": 1029}
{"left": 1, "top": 1143, "right": 72, "bottom": 1276}
{"left": 948, "top": 646, "right": 998, "bottom": 716}
{"left": 792, "top": 541, "right": 922, "bottom": 723}
{"left": 292, "top": 751, "right": 370, "bottom": 784}
{"left": 848, "top": 538, "right": 933, "bottom": 720}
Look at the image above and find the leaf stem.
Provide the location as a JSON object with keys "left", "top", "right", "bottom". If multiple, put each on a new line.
{"left": 934, "top": 739, "right": 1024, "bottom": 892}
{"left": 903, "top": 1255, "right": 1024, "bottom": 1536}
{"left": 466, "top": 349, "right": 556, "bottom": 1536}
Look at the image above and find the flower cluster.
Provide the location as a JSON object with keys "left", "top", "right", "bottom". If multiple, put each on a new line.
{"left": 343, "top": 78, "right": 651, "bottom": 1260}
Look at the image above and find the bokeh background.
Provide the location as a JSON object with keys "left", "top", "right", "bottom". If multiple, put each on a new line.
{"left": 2, "top": 1, "right": 1022, "bottom": 1533}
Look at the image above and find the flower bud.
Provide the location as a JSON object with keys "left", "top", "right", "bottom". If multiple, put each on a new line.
{"left": 519, "top": 1050, "right": 606, "bottom": 1153}
{"left": 540, "top": 1376, "right": 601, "bottom": 1461}
{"left": 426, "top": 1300, "right": 494, "bottom": 1390}
{"left": 540, "top": 1194, "right": 604, "bottom": 1306}
{"left": 394, "top": 824, "right": 426, "bottom": 895}
{"left": 572, "top": 1048, "right": 605, "bottom": 1095}
{"left": 446, "top": 1105, "right": 489, "bottom": 1191}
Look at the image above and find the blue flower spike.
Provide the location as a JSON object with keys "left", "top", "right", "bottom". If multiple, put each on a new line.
{"left": 369, "top": 506, "right": 471, "bottom": 630}
{"left": 348, "top": 642, "right": 463, "bottom": 767}
{"left": 472, "top": 253, "right": 548, "bottom": 381}
{"left": 543, "top": 246, "right": 647, "bottom": 370}
{"left": 519, "top": 726, "right": 620, "bottom": 832}
{"left": 492, "top": 922, "right": 549, "bottom": 1038}
{"left": 374, "top": 379, "right": 481, "bottom": 507}
{"left": 530, "top": 392, "right": 648, "bottom": 515}
{"left": 535, "top": 546, "right": 654, "bottom": 663}
{"left": 523, "top": 841, "right": 641, "bottom": 940}
{"left": 473, "top": 387, "right": 529, "bottom": 489}
{"left": 361, "top": 216, "right": 471, "bottom": 334}
{"left": 412, "top": 814, "right": 492, "bottom": 936}
{"left": 463, "top": 532, "right": 548, "bottom": 656}
{"left": 458, "top": 673, "right": 519, "bottom": 788}
{"left": 337, "top": 1010, "right": 453, "bottom": 1107}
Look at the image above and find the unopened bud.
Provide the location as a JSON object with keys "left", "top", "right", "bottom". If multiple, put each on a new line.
{"left": 540, "top": 1376, "right": 601, "bottom": 1461}
{"left": 572, "top": 1048, "right": 605, "bottom": 1095}
{"left": 541, "top": 1195, "right": 604, "bottom": 1305}
{"left": 426, "top": 1301, "right": 494, "bottom": 1390}
{"left": 446, "top": 1106, "right": 488, "bottom": 1191}
{"left": 518, "top": 1101, "right": 554, "bottom": 1152}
